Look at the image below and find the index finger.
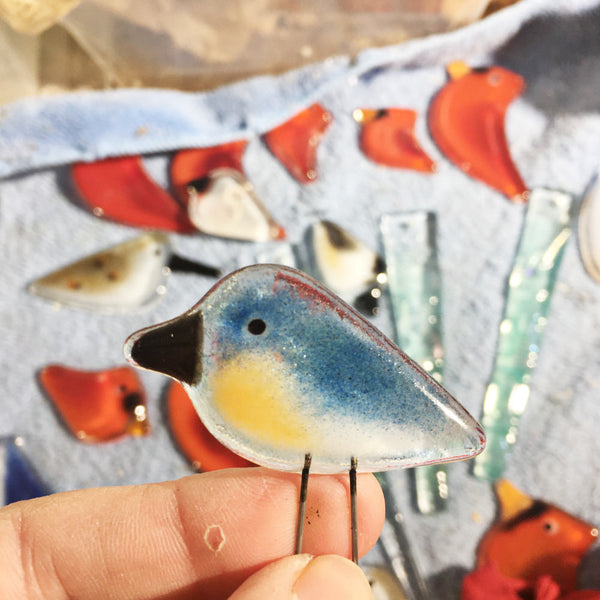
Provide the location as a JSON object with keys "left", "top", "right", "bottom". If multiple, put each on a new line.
{"left": 0, "top": 467, "right": 384, "bottom": 600}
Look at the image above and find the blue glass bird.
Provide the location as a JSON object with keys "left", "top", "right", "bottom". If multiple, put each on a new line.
{"left": 124, "top": 264, "right": 485, "bottom": 558}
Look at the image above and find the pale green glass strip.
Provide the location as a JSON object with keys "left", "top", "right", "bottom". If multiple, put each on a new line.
{"left": 473, "top": 188, "right": 573, "bottom": 481}
{"left": 381, "top": 211, "right": 448, "bottom": 514}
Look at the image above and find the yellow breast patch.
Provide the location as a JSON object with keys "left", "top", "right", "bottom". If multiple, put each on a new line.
{"left": 210, "top": 353, "right": 310, "bottom": 451}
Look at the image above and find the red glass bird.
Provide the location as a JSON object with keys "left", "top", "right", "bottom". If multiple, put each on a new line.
{"left": 354, "top": 108, "right": 436, "bottom": 173}
{"left": 429, "top": 61, "right": 528, "bottom": 203}
{"left": 72, "top": 156, "right": 195, "bottom": 233}
{"left": 262, "top": 103, "right": 332, "bottom": 184}
{"left": 39, "top": 365, "right": 151, "bottom": 442}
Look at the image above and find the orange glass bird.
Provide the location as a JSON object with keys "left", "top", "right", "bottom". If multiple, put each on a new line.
{"left": 477, "top": 480, "right": 598, "bottom": 594}
{"left": 354, "top": 108, "right": 436, "bottom": 173}
{"left": 429, "top": 62, "right": 528, "bottom": 203}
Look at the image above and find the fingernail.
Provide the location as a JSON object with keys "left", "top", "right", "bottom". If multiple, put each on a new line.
{"left": 293, "top": 555, "right": 373, "bottom": 600}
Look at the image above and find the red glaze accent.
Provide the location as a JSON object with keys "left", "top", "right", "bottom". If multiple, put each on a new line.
{"left": 356, "top": 108, "right": 436, "bottom": 173}
{"left": 39, "top": 365, "right": 151, "bottom": 442}
{"left": 476, "top": 483, "right": 598, "bottom": 594}
{"left": 167, "top": 381, "right": 255, "bottom": 471}
{"left": 429, "top": 64, "right": 529, "bottom": 203}
{"left": 263, "top": 103, "right": 332, "bottom": 184}
{"left": 170, "top": 140, "right": 248, "bottom": 204}
{"left": 72, "top": 156, "right": 195, "bottom": 233}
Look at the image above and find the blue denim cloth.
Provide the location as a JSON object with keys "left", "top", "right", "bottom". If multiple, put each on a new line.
{"left": 1, "top": 0, "right": 600, "bottom": 595}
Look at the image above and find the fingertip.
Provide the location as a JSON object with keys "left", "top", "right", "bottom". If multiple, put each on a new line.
{"left": 228, "top": 554, "right": 373, "bottom": 600}
{"left": 228, "top": 554, "right": 312, "bottom": 599}
{"left": 294, "top": 555, "right": 373, "bottom": 600}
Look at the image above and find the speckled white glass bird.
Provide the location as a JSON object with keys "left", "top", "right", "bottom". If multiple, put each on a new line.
{"left": 124, "top": 264, "right": 485, "bottom": 559}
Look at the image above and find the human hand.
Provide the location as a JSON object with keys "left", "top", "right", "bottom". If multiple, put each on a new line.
{"left": 0, "top": 467, "right": 384, "bottom": 599}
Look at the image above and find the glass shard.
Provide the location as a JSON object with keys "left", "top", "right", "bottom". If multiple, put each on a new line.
{"left": 125, "top": 264, "right": 485, "bottom": 474}
{"left": 263, "top": 103, "right": 332, "bottom": 184}
{"left": 473, "top": 189, "right": 573, "bottom": 481}
{"left": 167, "top": 381, "right": 255, "bottom": 471}
{"left": 186, "top": 168, "right": 286, "bottom": 241}
{"left": 39, "top": 365, "right": 151, "bottom": 442}
{"left": 28, "top": 232, "right": 172, "bottom": 314}
{"left": 476, "top": 480, "right": 598, "bottom": 594}
{"left": 429, "top": 62, "right": 528, "bottom": 203}
{"left": 381, "top": 212, "right": 448, "bottom": 514}
{"left": 170, "top": 140, "right": 248, "bottom": 205}
{"left": 353, "top": 108, "right": 436, "bottom": 173}
{"left": 72, "top": 155, "right": 195, "bottom": 233}
{"left": 1, "top": 437, "right": 49, "bottom": 506}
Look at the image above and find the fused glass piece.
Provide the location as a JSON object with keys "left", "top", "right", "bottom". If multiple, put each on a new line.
{"left": 353, "top": 108, "right": 436, "bottom": 173}
{"left": 578, "top": 173, "right": 600, "bottom": 283}
{"left": 29, "top": 233, "right": 172, "bottom": 314}
{"left": 473, "top": 189, "right": 573, "bottom": 481}
{"left": 170, "top": 140, "right": 248, "bottom": 205}
{"left": 307, "top": 220, "right": 385, "bottom": 294}
{"left": 167, "top": 381, "right": 255, "bottom": 471}
{"left": 186, "top": 168, "right": 286, "bottom": 242}
{"left": 1, "top": 437, "right": 49, "bottom": 506}
{"left": 125, "top": 264, "right": 485, "bottom": 474}
{"left": 381, "top": 212, "right": 448, "bottom": 515}
{"left": 28, "top": 232, "right": 220, "bottom": 314}
{"left": 263, "top": 103, "right": 332, "bottom": 184}
{"left": 39, "top": 365, "right": 151, "bottom": 442}
{"left": 72, "top": 155, "right": 195, "bottom": 233}
{"left": 300, "top": 220, "right": 386, "bottom": 316}
{"left": 429, "top": 61, "right": 528, "bottom": 203}
{"left": 476, "top": 480, "right": 598, "bottom": 594}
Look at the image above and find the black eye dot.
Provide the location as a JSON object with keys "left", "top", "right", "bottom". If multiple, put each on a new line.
{"left": 122, "top": 392, "right": 142, "bottom": 413}
{"left": 248, "top": 319, "right": 266, "bottom": 335}
{"left": 543, "top": 520, "right": 558, "bottom": 534}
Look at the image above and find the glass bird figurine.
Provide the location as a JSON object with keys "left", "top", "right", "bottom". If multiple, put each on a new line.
{"left": 124, "top": 264, "right": 485, "bottom": 560}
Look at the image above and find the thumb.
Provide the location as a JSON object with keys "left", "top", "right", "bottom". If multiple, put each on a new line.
{"left": 228, "top": 554, "right": 373, "bottom": 600}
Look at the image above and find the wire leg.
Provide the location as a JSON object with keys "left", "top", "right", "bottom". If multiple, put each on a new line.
{"left": 295, "top": 453, "right": 312, "bottom": 554}
{"left": 350, "top": 456, "right": 358, "bottom": 564}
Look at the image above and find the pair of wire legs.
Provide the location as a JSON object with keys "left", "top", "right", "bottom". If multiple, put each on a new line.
{"left": 295, "top": 454, "right": 359, "bottom": 564}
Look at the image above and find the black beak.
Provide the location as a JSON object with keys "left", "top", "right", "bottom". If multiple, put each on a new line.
{"left": 125, "top": 310, "right": 203, "bottom": 385}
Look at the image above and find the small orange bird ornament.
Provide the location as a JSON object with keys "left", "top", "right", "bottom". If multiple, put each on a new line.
{"left": 477, "top": 480, "right": 598, "bottom": 594}
{"left": 353, "top": 107, "right": 436, "bottom": 173}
